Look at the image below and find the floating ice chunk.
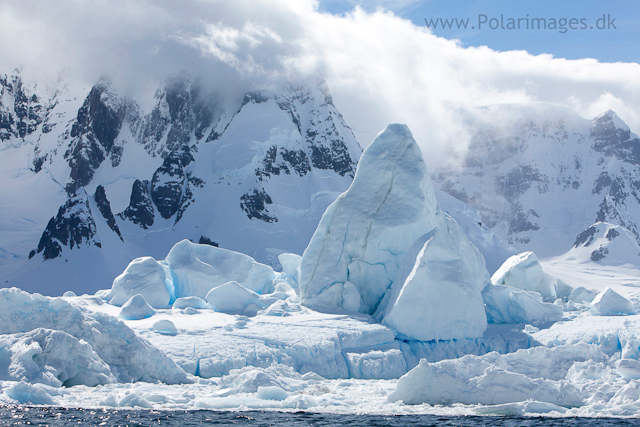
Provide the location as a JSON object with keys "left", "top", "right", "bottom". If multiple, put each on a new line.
{"left": 152, "top": 320, "right": 178, "bottom": 336}
{"left": 299, "top": 124, "right": 488, "bottom": 341}
{"left": 4, "top": 381, "right": 57, "bottom": 405}
{"left": 492, "top": 252, "right": 556, "bottom": 301}
{"left": 205, "top": 281, "right": 264, "bottom": 315}
{"left": 589, "top": 287, "right": 634, "bottom": 316}
{"left": 389, "top": 346, "right": 586, "bottom": 406}
{"left": 389, "top": 359, "right": 581, "bottom": 406}
{"left": 172, "top": 296, "right": 208, "bottom": 310}
{"left": 62, "top": 291, "right": 76, "bottom": 297}
{"left": 0, "top": 328, "right": 115, "bottom": 387}
{"left": 217, "top": 365, "right": 305, "bottom": 394}
{"left": 509, "top": 290, "right": 563, "bottom": 324}
{"left": 568, "top": 287, "right": 597, "bottom": 304}
{"left": 482, "top": 284, "right": 563, "bottom": 324}
{"left": 257, "top": 386, "right": 289, "bottom": 400}
{"left": 118, "top": 391, "right": 153, "bottom": 408}
{"left": 183, "top": 307, "right": 198, "bottom": 315}
{"left": 166, "top": 239, "right": 275, "bottom": 298}
{"left": 278, "top": 253, "right": 301, "bottom": 286}
{"left": 475, "top": 400, "right": 568, "bottom": 416}
{"left": 109, "top": 257, "right": 170, "bottom": 308}
{"left": 119, "top": 294, "right": 156, "bottom": 320}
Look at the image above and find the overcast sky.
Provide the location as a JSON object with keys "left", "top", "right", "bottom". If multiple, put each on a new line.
{"left": 1, "top": 0, "right": 639, "bottom": 165}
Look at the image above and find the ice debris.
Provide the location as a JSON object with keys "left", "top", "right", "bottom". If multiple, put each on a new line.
{"left": 0, "top": 287, "right": 189, "bottom": 384}
{"left": 389, "top": 344, "right": 605, "bottom": 406}
{"left": 119, "top": 294, "right": 156, "bottom": 320}
{"left": 172, "top": 296, "right": 209, "bottom": 310}
{"left": 482, "top": 284, "right": 563, "bottom": 324}
{"left": 0, "top": 328, "right": 115, "bottom": 387}
{"left": 152, "top": 319, "right": 178, "bottom": 336}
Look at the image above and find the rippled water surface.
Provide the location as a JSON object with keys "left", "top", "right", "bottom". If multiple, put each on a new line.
{"left": 2, "top": 406, "right": 640, "bottom": 427}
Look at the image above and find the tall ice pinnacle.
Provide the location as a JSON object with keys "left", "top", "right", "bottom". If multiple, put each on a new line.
{"left": 299, "top": 124, "right": 489, "bottom": 341}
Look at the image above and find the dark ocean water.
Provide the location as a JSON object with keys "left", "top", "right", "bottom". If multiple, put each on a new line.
{"left": 1, "top": 406, "right": 640, "bottom": 427}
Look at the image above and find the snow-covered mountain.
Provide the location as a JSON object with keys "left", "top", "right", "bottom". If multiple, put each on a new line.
{"left": 434, "top": 104, "right": 640, "bottom": 262}
{"left": 0, "top": 72, "right": 361, "bottom": 295}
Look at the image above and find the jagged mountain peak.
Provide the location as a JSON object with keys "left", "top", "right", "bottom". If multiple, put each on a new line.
{"left": 435, "top": 103, "right": 640, "bottom": 259}
{"left": 593, "top": 109, "right": 630, "bottom": 130}
{"left": 4, "top": 74, "right": 363, "bottom": 295}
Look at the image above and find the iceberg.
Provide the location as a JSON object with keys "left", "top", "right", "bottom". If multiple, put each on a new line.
{"left": 165, "top": 239, "right": 275, "bottom": 298}
{"left": 205, "top": 281, "right": 263, "bottom": 315}
{"left": 491, "top": 252, "right": 556, "bottom": 301}
{"left": 299, "top": 124, "right": 488, "bottom": 341}
{"left": 590, "top": 287, "right": 634, "bottom": 316}
{"left": 105, "top": 239, "right": 278, "bottom": 308}
{"left": 381, "top": 221, "right": 490, "bottom": 341}
{"left": 109, "top": 257, "right": 170, "bottom": 308}
{"left": 278, "top": 253, "right": 301, "bottom": 286}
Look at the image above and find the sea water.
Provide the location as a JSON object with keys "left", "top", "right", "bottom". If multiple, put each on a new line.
{"left": 1, "top": 407, "right": 640, "bottom": 427}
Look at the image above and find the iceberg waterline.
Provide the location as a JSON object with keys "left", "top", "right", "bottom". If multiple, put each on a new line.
{"left": 2, "top": 124, "right": 640, "bottom": 417}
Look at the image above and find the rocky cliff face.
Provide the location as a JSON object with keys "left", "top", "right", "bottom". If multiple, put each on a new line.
{"left": 0, "top": 75, "right": 45, "bottom": 143}
{"left": 64, "top": 81, "right": 130, "bottom": 193}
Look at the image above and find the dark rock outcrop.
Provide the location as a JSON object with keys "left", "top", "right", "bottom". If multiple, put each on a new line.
{"left": 150, "top": 150, "right": 187, "bottom": 220}
{"left": 31, "top": 191, "right": 100, "bottom": 260}
{"left": 93, "top": 185, "right": 122, "bottom": 240}
{"left": 119, "top": 180, "right": 155, "bottom": 229}
{"left": 240, "top": 188, "right": 278, "bottom": 223}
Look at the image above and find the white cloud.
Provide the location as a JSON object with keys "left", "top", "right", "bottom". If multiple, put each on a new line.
{"left": 1, "top": 0, "right": 639, "bottom": 165}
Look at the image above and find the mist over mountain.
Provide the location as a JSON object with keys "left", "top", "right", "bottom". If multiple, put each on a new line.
{"left": 433, "top": 104, "right": 640, "bottom": 265}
